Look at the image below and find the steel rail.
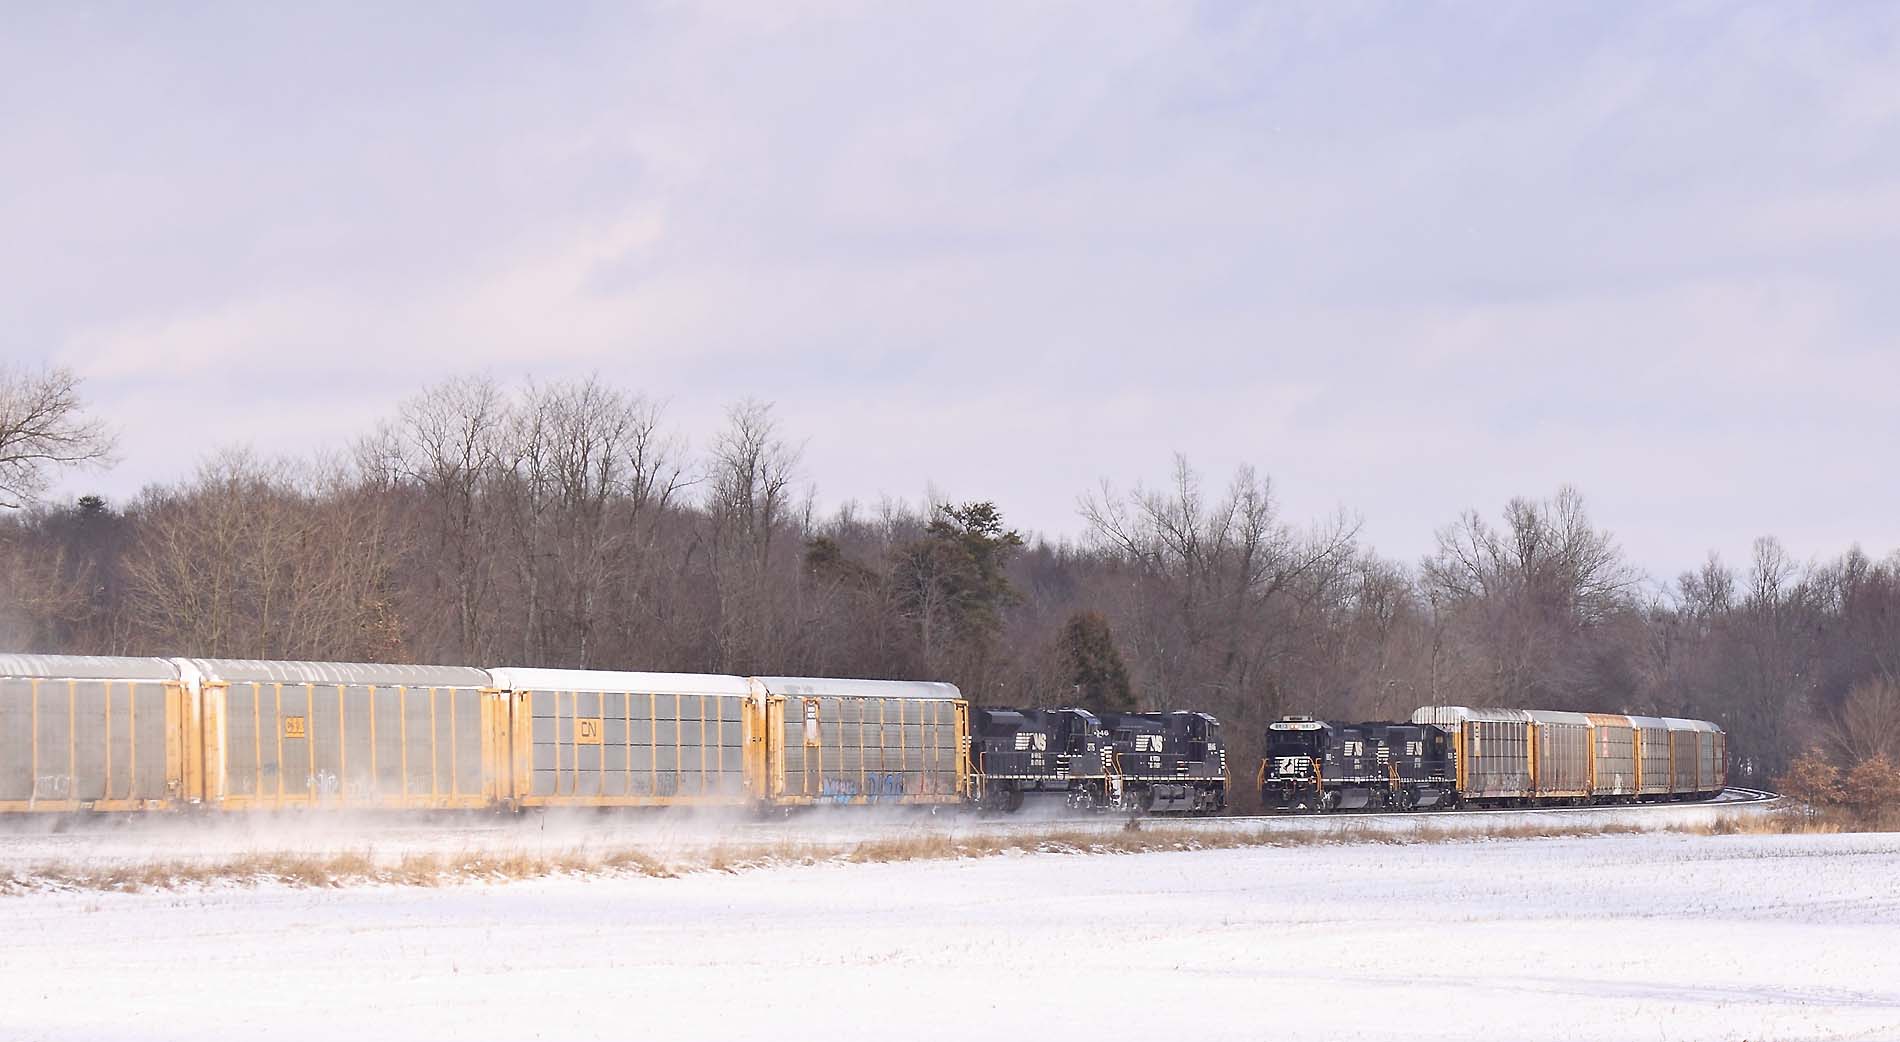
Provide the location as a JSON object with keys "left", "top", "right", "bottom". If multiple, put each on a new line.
{"left": 958, "top": 786, "right": 1782, "bottom": 828}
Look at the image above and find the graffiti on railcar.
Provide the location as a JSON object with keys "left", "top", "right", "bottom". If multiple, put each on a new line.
{"left": 814, "top": 771, "right": 957, "bottom": 801}
{"left": 34, "top": 774, "right": 74, "bottom": 799}
{"left": 819, "top": 775, "right": 896, "bottom": 802}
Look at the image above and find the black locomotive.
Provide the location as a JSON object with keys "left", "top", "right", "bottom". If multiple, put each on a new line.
{"left": 1259, "top": 716, "right": 1455, "bottom": 812}
{"left": 968, "top": 707, "right": 1112, "bottom": 812}
{"left": 1097, "top": 711, "right": 1228, "bottom": 813}
{"left": 969, "top": 707, "right": 1227, "bottom": 814}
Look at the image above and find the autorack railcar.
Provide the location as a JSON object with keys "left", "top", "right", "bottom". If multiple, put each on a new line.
{"left": 181, "top": 658, "right": 499, "bottom": 811}
{"left": 0, "top": 655, "right": 193, "bottom": 812}
{"left": 486, "top": 668, "right": 755, "bottom": 809}
{"left": 751, "top": 676, "right": 966, "bottom": 807}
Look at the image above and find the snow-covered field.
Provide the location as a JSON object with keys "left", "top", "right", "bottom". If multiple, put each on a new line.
{"left": 3, "top": 827, "right": 1896, "bottom": 1042}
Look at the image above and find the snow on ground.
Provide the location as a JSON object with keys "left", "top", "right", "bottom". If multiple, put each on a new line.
{"left": 3, "top": 829, "right": 1896, "bottom": 1042}
{"left": 0, "top": 792, "right": 1771, "bottom": 872}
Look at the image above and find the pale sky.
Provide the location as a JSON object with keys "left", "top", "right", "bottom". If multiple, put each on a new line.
{"left": 7, "top": 2, "right": 1899, "bottom": 584}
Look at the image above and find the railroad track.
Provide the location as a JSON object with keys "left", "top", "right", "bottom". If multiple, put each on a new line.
{"left": 943, "top": 787, "right": 1782, "bottom": 831}
{"left": 1221, "top": 785, "right": 1781, "bottom": 822}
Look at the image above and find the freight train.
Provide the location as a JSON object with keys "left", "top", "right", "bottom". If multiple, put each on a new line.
{"left": 1259, "top": 707, "right": 1728, "bottom": 812}
{"left": 1, "top": 654, "right": 1724, "bottom": 818}
{"left": 0, "top": 655, "right": 1226, "bottom": 816}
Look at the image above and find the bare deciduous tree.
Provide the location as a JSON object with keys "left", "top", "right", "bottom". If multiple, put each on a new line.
{"left": 1828, "top": 677, "right": 1900, "bottom": 766}
{"left": 120, "top": 450, "right": 401, "bottom": 659}
{"left": 703, "top": 399, "right": 804, "bottom": 671}
{"left": 1420, "top": 486, "right": 1638, "bottom": 706}
{"left": 9, "top": 369, "right": 1900, "bottom": 790}
{"left": 1080, "top": 454, "right": 1360, "bottom": 723}
{"left": 543, "top": 379, "right": 687, "bottom": 666}
{"left": 381, "top": 375, "right": 509, "bottom": 658}
{"left": 707, "top": 399, "right": 801, "bottom": 567}
{"left": 0, "top": 365, "right": 116, "bottom": 508}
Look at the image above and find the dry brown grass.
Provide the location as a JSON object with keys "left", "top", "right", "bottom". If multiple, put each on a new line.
{"left": 1702, "top": 808, "right": 1865, "bottom": 835}
{"left": 597, "top": 848, "right": 676, "bottom": 878}
{"left": 2, "top": 810, "right": 1874, "bottom": 896}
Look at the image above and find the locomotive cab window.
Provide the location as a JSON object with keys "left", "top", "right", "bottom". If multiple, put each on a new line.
{"left": 1268, "top": 730, "right": 1324, "bottom": 757}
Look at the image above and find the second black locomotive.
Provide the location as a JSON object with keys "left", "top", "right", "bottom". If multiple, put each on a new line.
{"left": 1259, "top": 716, "right": 1456, "bottom": 812}
{"left": 969, "top": 707, "right": 1228, "bottom": 814}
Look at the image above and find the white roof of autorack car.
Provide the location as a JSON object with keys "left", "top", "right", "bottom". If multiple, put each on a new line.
{"left": 1661, "top": 717, "right": 1723, "bottom": 733}
{"left": 750, "top": 676, "right": 963, "bottom": 700}
{"left": 1525, "top": 710, "right": 1595, "bottom": 726}
{"left": 180, "top": 658, "right": 492, "bottom": 688}
{"left": 485, "top": 668, "right": 751, "bottom": 696}
{"left": 1411, "top": 706, "right": 1533, "bottom": 725}
{"left": 0, "top": 654, "right": 180, "bottom": 682}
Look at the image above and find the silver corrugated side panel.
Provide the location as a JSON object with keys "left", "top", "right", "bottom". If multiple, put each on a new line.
{"left": 1583, "top": 714, "right": 1636, "bottom": 797}
{"left": 1667, "top": 727, "right": 1698, "bottom": 792}
{"left": 523, "top": 688, "right": 748, "bottom": 802}
{"left": 1527, "top": 711, "right": 1592, "bottom": 795}
{"left": 772, "top": 690, "right": 960, "bottom": 802}
{"left": 0, "top": 672, "right": 183, "bottom": 809}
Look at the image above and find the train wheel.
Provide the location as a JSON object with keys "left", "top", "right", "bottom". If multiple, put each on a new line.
{"left": 1005, "top": 789, "right": 1024, "bottom": 813}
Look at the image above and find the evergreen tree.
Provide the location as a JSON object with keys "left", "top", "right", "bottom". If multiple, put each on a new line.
{"left": 1057, "top": 610, "right": 1134, "bottom": 712}
{"left": 891, "top": 501, "right": 1023, "bottom": 672}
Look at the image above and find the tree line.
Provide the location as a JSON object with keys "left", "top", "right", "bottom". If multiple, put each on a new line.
{"left": 3, "top": 367, "right": 1898, "bottom": 804}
